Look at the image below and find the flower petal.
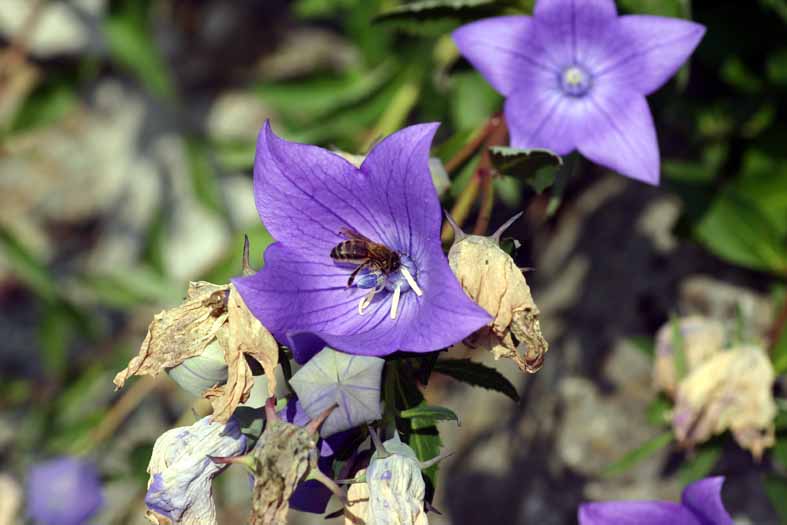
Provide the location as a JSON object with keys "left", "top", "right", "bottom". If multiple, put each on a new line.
{"left": 27, "top": 457, "right": 103, "bottom": 525}
{"left": 598, "top": 16, "right": 705, "bottom": 96}
{"left": 578, "top": 501, "right": 701, "bottom": 525}
{"left": 681, "top": 477, "right": 734, "bottom": 525}
{"left": 234, "top": 242, "right": 490, "bottom": 363}
{"left": 452, "top": 16, "right": 558, "bottom": 97}
{"left": 575, "top": 89, "right": 660, "bottom": 184}
{"left": 504, "top": 84, "right": 581, "bottom": 155}
{"left": 533, "top": 0, "right": 619, "bottom": 69}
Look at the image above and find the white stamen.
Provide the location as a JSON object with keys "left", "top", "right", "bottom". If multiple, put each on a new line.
{"left": 389, "top": 284, "right": 402, "bottom": 320}
{"left": 400, "top": 266, "right": 423, "bottom": 296}
{"left": 358, "top": 289, "right": 376, "bottom": 315}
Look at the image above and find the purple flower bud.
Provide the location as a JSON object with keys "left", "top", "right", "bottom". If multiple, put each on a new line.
{"left": 26, "top": 456, "right": 103, "bottom": 525}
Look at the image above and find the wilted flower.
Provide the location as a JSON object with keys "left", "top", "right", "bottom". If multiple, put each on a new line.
{"left": 673, "top": 345, "right": 776, "bottom": 459}
{"left": 26, "top": 456, "right": 103, "bottom": 525}
{"left": 145, "top": 416, "right": 247, "bottom": 525}
{"left": 652, "top": 316, "right": 725, "bottom": 396}
{"left": 290, "top": 346, "right": 384, "bottom": 437}
{"left": 579, "top": 476, "right": 733, "bottom": 525}
{"left": 114, "top": 279, "right": 279, "bottom": 422}
{"left": 453, "top": 0, "right": 705, "bottom": 184}
{"left": 447, "top": 213, "right": 548, "bottom": 373}
{"left": 234, "top": 122, "right": 491, "bottom": 363}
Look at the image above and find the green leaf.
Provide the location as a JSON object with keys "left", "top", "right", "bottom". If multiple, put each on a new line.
{"left": 433, "top": 358, "right": 519, "bottom": 402}
{"left": 694, "top": 187, "right": 787, "bottom": 275}
{"left": 450, "top": 72, "right": 502, "bottom": 132}
{"left": 488, "top": 146, "right": 563, "bottom": 193}
{"left": 677, "top": 445, "right": 721, "bottom": 486}
{"left": 374, "top": 0, "right": 499, "bottom": 24}
{"left": 603, "top": 431, "right": 673, "bottom": 477}
{"left": 0, "top": 226, "right": 58, "bottom": 302}
{"left": 646, "top": 396, "right": 672, "bottom": 427}
{"left": 400, "top": 403, "right": 460, "bottom": 427}
{"left": 773, "top": 438, "right": 787, "bottom": 471}
{"left": 628, "top": 335, "right": 655, "bottom": 357}
{"left": 764, "top": 475, "right": 787, "bottom": 523}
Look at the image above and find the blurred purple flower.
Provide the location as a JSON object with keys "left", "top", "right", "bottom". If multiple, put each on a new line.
{"left": 578, "top": 476, "right": 733, "bottom": 525}
{"left": 453, "top": 0, "right": 705, "bottom": 184}
{"left": 280, "top": 399, "right": 361, "bottom": 514}
{"left": 27, "top": 456, "right": 103, "bottom": 525}
{"left": 234, "top": 122, "right": 491, "bottom": 363}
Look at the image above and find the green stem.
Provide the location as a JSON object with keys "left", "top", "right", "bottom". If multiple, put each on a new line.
{"left": 361, "top": 67, "right": 422, "bottom": 152}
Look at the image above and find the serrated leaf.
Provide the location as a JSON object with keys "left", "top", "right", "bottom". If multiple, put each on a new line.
{"left": 375, "top": 0, "right": 498, "bottom": 23}
{"left": 407, "top": 426, "right": 442, "bottom": 487}
{"left": 488, "top": 146, "right": 563, "bottom": 193}
{"left": 433, "top": 358, "right": 519, "bottom": 402}
{"left": 603, "top": 431, "right": 673, "bottom": 477}
{"left": 400, "top": 404, "right": 460, "bottom": 427}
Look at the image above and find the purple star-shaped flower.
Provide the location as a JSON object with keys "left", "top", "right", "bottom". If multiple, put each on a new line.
{"left": 453, "top": 0, "right": 705, "bottom": 184}
{"left": 26, "top": 456, "right": 103, "bottom": 525}
{"left": 578, "top": 477, "right": 733, "bottom": 525}
{"left": 234, "top": 121, "right": 491, "bottom": 363}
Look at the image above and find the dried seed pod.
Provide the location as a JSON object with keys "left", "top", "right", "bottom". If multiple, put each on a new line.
{"left": 652, "top": 316, "right": 725, "bottom": 396}
{"left": 447, "top": 213, "right": 548, "bottom": 373}
{"left": 673, "top": 345, "right": 776, "bottom": 459}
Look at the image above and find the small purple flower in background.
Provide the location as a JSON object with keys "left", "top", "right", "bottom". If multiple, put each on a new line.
{"left": 578, "top": 476, "right": 733, "bottom": 525}
{"left": 279, "top": 399, "right": 361, "bottom": 514}
{"left": 234, "top": 122, "right": 491, "bottom": 363}
{"left": 453, "top": 0, "right": 705, "bottom": 184}
{"left": 27, "top": 456, "right": 103, "bottom": 525}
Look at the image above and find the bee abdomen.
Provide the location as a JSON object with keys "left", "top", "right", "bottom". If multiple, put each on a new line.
{"left": 330, "top": 241, "right": 370, "bottom": 262}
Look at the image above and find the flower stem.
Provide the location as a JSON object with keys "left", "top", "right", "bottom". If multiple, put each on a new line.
{"left": 361, "top": 67, "right": 422, "bottom": 153}
{"left": 441, "top": 172, "right": 480, "bottom": 242}
{"left": 444, "top": 115, "right": 500, "bottom": 174}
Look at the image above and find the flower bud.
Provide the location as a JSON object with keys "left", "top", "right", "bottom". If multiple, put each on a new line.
{"left": 652, "top": 316, "right": 725, "bottom": 396}
{"left": 26, "top": 457, "right": 103, "bottom": 525}
{"left": 673, "top": 345, "right": 775, "bottom": 459}
{"left": 145, "top": 416, "right": 247, "bottom": 525}
{"left": 167, "top": 340, "right": 228, "bottom": 396}
{"left": 447, "top": 213, "right": 548, "bottom": 373}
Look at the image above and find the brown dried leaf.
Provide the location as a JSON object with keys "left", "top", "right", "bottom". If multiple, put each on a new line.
{"left": 448, "top": 234, "right": 548, "bottom": 373}
{"left": 205, "top": 284, "right": 279, "bottom": 422}
{"left": 652, "top": 316, "right": 725, "bottom": 396}
{"left": 113, "top": 282, "right": 230, "bottom": 390}
{"left": 673, "top": 345, "right": 776, "bottom": 459}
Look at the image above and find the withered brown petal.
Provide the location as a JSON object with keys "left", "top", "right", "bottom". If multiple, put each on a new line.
{"left": 448, "top": 234, "right": 548, "bottom": 374}
{"left": 206, "top": 284, "right": 279, "bottom": 423}
{"left": 344, "top": 469, "right": 370, "bottom": 525}
{"left": 113, "top": 282, "right": 230, "bottom": 390}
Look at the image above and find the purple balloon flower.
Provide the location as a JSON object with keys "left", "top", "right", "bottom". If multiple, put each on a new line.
{"left": 26, "top": 456, "right": 103, "bottom": 525}
{"left": 578, "top": 477, "right": 733, "bottom": 525}
{"left": 234, "top": 121, "right": 491, "bottom": 363}
{"left": 453, "top": 0, "right": 705, "bottom": 184}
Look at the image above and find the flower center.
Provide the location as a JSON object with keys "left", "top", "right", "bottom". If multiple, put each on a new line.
{"left": 559, "top": 65, "right": 592, "bottom": 97}
{"left": 356, "top": 255, "right": 423, "bottom": 320}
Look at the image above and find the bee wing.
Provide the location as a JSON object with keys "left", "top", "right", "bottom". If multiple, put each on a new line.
{"left": 338, "top": 228, "right": 373, "bottom": 243}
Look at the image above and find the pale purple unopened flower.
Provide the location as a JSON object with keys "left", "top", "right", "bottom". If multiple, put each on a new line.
{"left": 234, "top": 122, "right": 491, "bottom": 363}
{"left": 279, "top": 399, "right": 361, "bottom": 513}
{"left": 578, "top": 477, "right": 733, "bottom": 525}
{"left": 26, "top": 456, "right": 103, "bottom": 525}
{"left": 453, "top": 0, "right": 705, "bottom": 184}
{"left": 145, "top": 416, "right": 247, "bottom": 525}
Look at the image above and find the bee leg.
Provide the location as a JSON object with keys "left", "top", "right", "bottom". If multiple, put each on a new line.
{"left": 347, "top": 264, "right": 366, "bottom": 288}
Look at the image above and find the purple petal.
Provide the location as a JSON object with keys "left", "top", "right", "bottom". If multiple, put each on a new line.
{"left": 578, "top": 501, "right": 701, "bottom": 525}
{"left": 27, "top": 457, "right": 103, "bottom": 525}
{"left": 505, "top": 82, "right": 582, "bottom": 155}
{"left": 575, "top": 89, "right": 660, "bottom": 184}
{"left": 681, "top": 477, "right": 734, "bottom": 525}
{"left": 598, "top": 16, "right": 705, "bottom": 96}
{"left": 532, "top": 0, "right": 619, "bottom": 69}
{"left": 235, "top": 243, "right": 490, "bottom": 363}
{"left": 452, "top": 16, "right": 558, "bottom": 97}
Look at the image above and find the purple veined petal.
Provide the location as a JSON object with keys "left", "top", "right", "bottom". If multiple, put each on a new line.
{"left": 27, "top": 457, "right": 103, "bottom": 525}
{"left": 597, "top": 16, "right": 705, "bottom": 96}
{"left": 681, "top": 477, "right": 734, "bottom": 525}
{"left": 575, "top": 88, "right": 660, "bottom": 184}
{"left": 452, "top": 16, "right": 559, "bottom": 97}
{"left": 532, "top": 0, "right": 619, "bottom": 69}
{"left": 504, "top": 83, "right": 582, "bottom": 156}
{"left": 578, "top": 501, "right": 701, "bottom": 525}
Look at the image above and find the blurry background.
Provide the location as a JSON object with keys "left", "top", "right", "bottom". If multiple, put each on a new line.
{"left": 1, "top": 0, "right": 786, "bottom": 523}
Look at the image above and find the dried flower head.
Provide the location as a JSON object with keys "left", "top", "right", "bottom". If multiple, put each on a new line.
{"left": 447, "top": 213, "right": 548, "bottom": 373}
{"left": 453, "top": 0, "right": 705, "bottom": 184}
{"left": 114, "top": 278, "right": 279, "bottom": 422}
{"left": 673, "top": 345, "right": 776, "bottom": 459}
{"left": 233, "top": 122, "right": 491, "bottom": 363}
{"left": 290, "top": 346, "right": 384, "bottom": 438}
{"left": 652, "top": 316, "right": 726, "bottom": 396}
{"left": 145, "top": 416, "right": 247, "bottom": 525}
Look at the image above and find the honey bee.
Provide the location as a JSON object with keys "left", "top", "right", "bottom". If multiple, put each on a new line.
{"left": 330, "top": 228, "right": 401, "bottom": 288}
